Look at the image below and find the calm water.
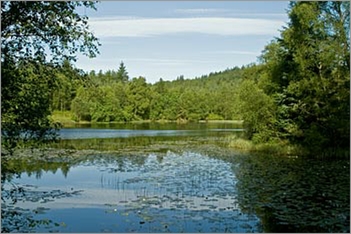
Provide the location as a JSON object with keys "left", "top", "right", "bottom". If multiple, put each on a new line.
{"left": 1, "top": 122, "right": 350, "bottom": 232}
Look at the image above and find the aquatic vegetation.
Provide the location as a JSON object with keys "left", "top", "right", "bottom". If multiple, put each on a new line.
{"left": 1, "top": 183, "right": 83, "bottom": 232}
{"left": 234, "top": 154, "right": 350, "bottom": 232}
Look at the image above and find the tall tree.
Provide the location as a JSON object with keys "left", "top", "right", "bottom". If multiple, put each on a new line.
{"left": 259, "top": 1, "right": 350, "bottom": 155}
{"left": 1, "top": 1, "right": 100, "bottom": 152}
{"left": 126, "top": 77, "right": 151, "bottom": 120}
{"left": 116, "top": 61, "right": 129, "bottom": 83}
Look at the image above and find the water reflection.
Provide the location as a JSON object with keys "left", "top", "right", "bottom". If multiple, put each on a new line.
{"left": 2, "top": 122, "right": 349, "bottom": 232}
{"left": 58, "top": 122, "right": 243, "bottom": 140}
{"left": 2, "top": 150, "right": 261, "bottom": 232}
{"left": 2, "top": 158, "right": 71, "bottom": 181}
{"left": 59, "top": 128, "right": 194, "bottom": 139}
{"left": 3, "top": 148, "right": 349, "bottom": 232}
{"left": 53, "top": 132, "right": 242, "bottom": 152}
{"left": 62, "top": 121, "right": 243, "bottom": 131}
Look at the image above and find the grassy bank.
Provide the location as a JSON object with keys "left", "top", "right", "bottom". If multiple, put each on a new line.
{"left": 227, "top": 135, "right": 306, "bottom": 158}
{"left": 50, "top": 111, "right": 77, "bottom": 125}
{"left": 50, "top": 111, "right": 243, "bottom": 126}
{"left": 227, "top": 135, "right": 350, "bottom": 159}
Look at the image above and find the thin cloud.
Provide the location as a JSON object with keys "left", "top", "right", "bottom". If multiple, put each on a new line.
{"left": 232, "top": 13, "right": 287, "bottom": 18}
{"left": 91, "top": 15, "right": 143, "bottom": 21}
{"left": 174, "top": 8, "right": 286, "bottom": 18}
{"left": 122, "top": 58, "right": 218, "bottom": 66}
{"left": 89, "top": 17, "right": 284, "bottom": 38}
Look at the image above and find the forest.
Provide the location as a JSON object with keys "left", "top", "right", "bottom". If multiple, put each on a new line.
{"left": 1, "top": 1, "right": 350, "bottom": 157}
{"left": 51, "top": 61, "right": 245, "bottom": 123}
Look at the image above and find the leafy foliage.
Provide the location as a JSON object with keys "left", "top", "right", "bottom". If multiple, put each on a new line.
{"left": 237, "top": 79, "right": 278, "bottom": 143}
{"left": 240, "top": 1, "right": 350, "bottom": 156}
{"left": 69, "top": 66, "right": 243, "bottom": 122}
{"left": 1, "top": 1, "right": 100, "bottom": 153}
{"left": 1, "top": 1, "right": 100, "bottom": 63}
{"left": 1, "top": 59, "right": 60, "bottom": 153}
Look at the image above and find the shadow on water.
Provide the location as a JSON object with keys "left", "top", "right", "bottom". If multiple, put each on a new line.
{"left": 231, "top": 154, "right": 350, "bottom": 233}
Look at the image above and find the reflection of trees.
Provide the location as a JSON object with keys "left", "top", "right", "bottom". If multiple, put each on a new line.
{"left": 1, "top": 151, "right": 151, "bottom": 182}
{"left": 52, "top": 132, "right": 240, "bottom": 152}
{"left": 234, "top": 154, "right": 350, "bottom": 232}
{"left": 55, "top": 136, "right": 162, "bottom": 151}
{"left": 1, "top": 148, "right": 155, "bottom": 231}
{"left": 2, "top": 158, "right": 71, "bottom": 180}
{"left": 1, "top": 151, "right": 150, "bottom": 232}
{"left": 1, "top": 157, "right": 76, "bottom": 232}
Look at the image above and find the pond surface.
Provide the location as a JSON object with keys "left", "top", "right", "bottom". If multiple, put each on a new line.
{"left": 1, "top": 122, "right": 350, "bottom": 232}
{"left": 3, "top": 152, "right": 259, "bottom": 233}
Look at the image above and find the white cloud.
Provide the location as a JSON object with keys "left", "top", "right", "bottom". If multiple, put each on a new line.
{"left": 124, "top": 58, "right": 216, "bottom": 64}
{"left": 77, "top": 56, "right": 218, "bottom": 70}
{"left": 89, "top": 17, "right": 284, "bottom": 38}
{"left": 174, "top": 8, "right": 286, "bottom": 18}
{"left": 235, "top": 13, "right": 287, "bottom": 18}
{"left": 89, "top": 57, "right": 218, "bottom": 67}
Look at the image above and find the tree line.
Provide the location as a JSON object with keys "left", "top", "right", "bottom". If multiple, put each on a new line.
{"left": 52, "top": 62, "right": 245, "bottom": 122}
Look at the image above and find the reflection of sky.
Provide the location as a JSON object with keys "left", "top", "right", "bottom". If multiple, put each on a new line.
{"left": 11, "top": 152, "right": 239, "bottom": 202}
{"left": 58, "top": 128, "right": 244, "bottom": 139}
{"left": 6, "top": 151, "right": 260, "bottom": 232}
{"left": 59, "top": 128, "right": 193, "bottom": 139}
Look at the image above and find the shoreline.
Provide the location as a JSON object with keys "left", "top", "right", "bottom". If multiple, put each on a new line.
{"left": 55, "top": 119, "right": 244, "bottom": 127}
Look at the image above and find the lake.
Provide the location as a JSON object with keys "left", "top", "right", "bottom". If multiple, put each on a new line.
{"left": 1, "top": 122, "right": 350, "bottom": 232}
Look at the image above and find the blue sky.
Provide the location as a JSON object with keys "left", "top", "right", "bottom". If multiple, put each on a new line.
{"left": 76, "top": 1, "right": 290, "bottom": 83}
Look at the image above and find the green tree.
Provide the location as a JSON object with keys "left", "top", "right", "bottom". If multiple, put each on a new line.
{"left": 71, "top": 86, "right": 94, "bottom": 121}
{"left": 237, "top": 79, "right": 278, "bottom": 143}
{"left": 116, "top": 61, "right": 129, "bottom": 83}
{"left": 1, "top": 60, "right": 59, "bottom": 152}
{"left": 259, "top": 1, "right": 350, "bottom": 155}
{"left": 51, "top": 60, "right": 86, "bottom": 111}
{"left": 51, "top": 72, "right": 72, "bottom": 111}
{"left": 1, "top": 1, "right": 100, "bottom": 63}
{"left": 1, "top": 1, "right": 100, "bottom": 152}
{"left": 92, "top": 85, "right": 125, "bottom": 122}
{"left": 126, "top": 77, "right": 151, "bottom": 120}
